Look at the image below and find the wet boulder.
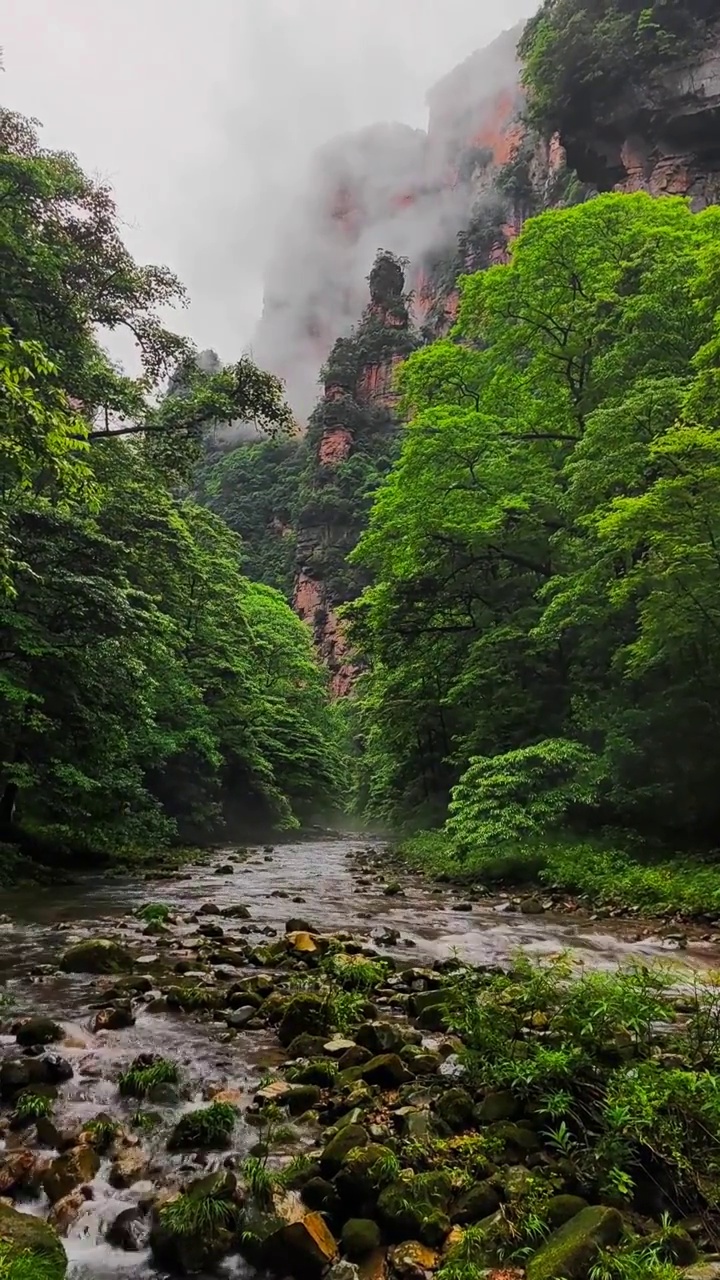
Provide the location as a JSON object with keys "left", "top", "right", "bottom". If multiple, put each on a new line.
{"left": 286, "top": 917, "right": 315, "bottom": 934}
{"left": 59, "top": 938, "right": 134, "bottom": 974}
{"left": 278, "top": 993, "right": 331, "bottom": 1048}
{"left": 0, "top": 1054, "right": 72, "bottom": 1099}
{"left": 526, "top": 1205, "right": 623, "bottom": 1280}
{"left": 14, "top": 1016, "right": 64, "bottom": 1047}
{"left": 0, "top": 1203, "right": 68, "bottom": 1277}
{"left": 221, "top": 903, "right": 252, "bottom": 919}
{"left": 520, "top": 897, "right": 545, "bottom": 915}
{"left": 286, "top": 1033, "right": 328, "bottom": 1060}
{"left": 106, "top": 1204, "right": 151, "bottom": 1252}
{"left": 249, "top": 1193, "right": 338, "bottom": 1279}
{"left": 226, "top": 1005, "right": 257, "bottom": 1029}
{"left": 287, "top": 1085, "right": 323, "bottom": 1116}
{"left": 435, "top": 1087, "right": 475, "bottom": 1132}
{"left": 150, "top": 1171, "right": 239, "bottom": 1274}
{"left": 0, "top": 1147, "right": 47, "bottom": 1196}
{"left": 91, "top": 1002, "right": 135, "bottom": 1033}
{"left": 109, "top": 1146, "right": 151, "bottom": 1189}
{"left": 301, "top": 1177, "right": 341, "bottom": 1214}
{"left": 42, "top": 1145, "right": 100, "bottom": 1203}
{"left": 48, "top": 1187, "right": 92, "bottom": 1236}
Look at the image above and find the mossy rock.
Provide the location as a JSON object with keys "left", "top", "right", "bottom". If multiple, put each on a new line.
{"left": 167, "top": 1103, "right": 236, "bottom": 1151}
{"left": 15, "top": 1017, "right": 64, "bottom": 1048}
{"left": 435, "top": 1087, "right": 475, "bottom": 1132}
{"left": 476, "top": 1089, "right": 519, "bottom": 1123}
{"left": 410, "top": 988, "right": 449, "bottom": 1017}
{"left": 42, "top": 1145, "right": 100, "bottom": 1203}
{"left": 301, "top": 1176, "right": 341, "bottom": 1214}
{"left": 341, "top": 1218, "right": 381, "bottom": 1260}
{"left": 401, "top": 1047, "right": 441, "bottom": 1076}
{"left": 487, "top": 1120, "right": 541, "bottom": 1159}
{"left": 287, "top": 1085, "right": 322, "bottom": 1116}
{"left": 286, "top": 1033, "right": 328, "bottom": 1060}
{"left": 526, "top": 1205, "right": 623, "bottom": 1280}
{"left": 546, "top": 1194, "right": 589, "bottom": 1228}
{"left": 320, "top": 1124, "right": 369, "bottom": 1176}
{"left": 355, "top": 1021, "right": 405, "bottom": 1056}
{"left": 335, "top": 1143, "right": 397, "bottom": 1204}
{"left": 150, "top": 1177, "right": 236, "bottom": 1274}
{"left": 290, "top": 1058, "right": 337, "bottom": 1087}
{"left": 0, "top": 1202, "right": 67, "bottom": 1277}
{"left": 360, "top": 1054, "right": 409, "bottom": 1087}
{"left": 452, "top": 1180, "right": 502, "bottom": 1224}
{"left": 59, "top": 938, "right": 134, "bottom": 974}
{"left": 378, "top": 1171, "right": 453, "bottom": 1245}
{"left": 278, "top": 994, "right": 331, "bottom": 1048}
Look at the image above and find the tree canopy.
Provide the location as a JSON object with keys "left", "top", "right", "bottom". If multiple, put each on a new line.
{"left": 349, "top": 192, "right": 720, "bottom": 848}
{"left": 0, "top": 107, "right": 341, "bottom": 853}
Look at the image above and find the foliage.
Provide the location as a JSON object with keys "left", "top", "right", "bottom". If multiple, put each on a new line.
{"left": 324, "top": 951, "right": 389, "bottom": 991}
{"left": 11, "top": 1092, "right": 53, "bottom": 1124}
{"left": 0, "top": 105, "right": 341, "bottom": 855}
{"left": 83, "top": 1116, "right": 120, "bottom": 1149}
{"left": 0, "top": 1245, "right": 60, "bottom": 1280}
{"left": 350, "top": 192, "right": 720, "bottom": 859}
{"left": 519, "top": 0, "right": 717, "bottom": 142}
{"left": 195, "top": 438, "right": 301, "bottom": 594}
{"left": 118, "top": 1057, "right": 179, "bottom": 1099}
{"left": 439, "top": 954, "right": 720, "bottom": 1214}
{"left": 401, "top": 829, "right": 720, "bottom": 916}
{"left": 136, "top": 903, "right": 172, "bottom": 924}
{"left": 168, "top": 1102, "right": 237, "bottom": 1150}
{"left": 446, "top": 739, "right": 599, "bottom": 854}
{"left": 158, "top": 1187, "right": 241, "bottom": 1238}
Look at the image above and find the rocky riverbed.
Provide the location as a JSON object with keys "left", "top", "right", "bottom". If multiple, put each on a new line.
{"left": 0, "top": 837, "right": 718, "bottom": 1280}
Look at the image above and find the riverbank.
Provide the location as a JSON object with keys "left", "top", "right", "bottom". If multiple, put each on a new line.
{"left": 397, "top": 831, "right": 720, "bottom": 924}
{"left": 0, "top": 841, "right": 718, "bottom": 1280}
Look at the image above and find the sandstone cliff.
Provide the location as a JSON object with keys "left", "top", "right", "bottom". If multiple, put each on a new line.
{"left": 243, "top": 10, "right": 720, "bottom": 691}
{"left": 293, "top": 252, "right": 418, "bottom": 695}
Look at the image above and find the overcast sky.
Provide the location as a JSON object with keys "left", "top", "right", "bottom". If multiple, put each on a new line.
{"left": 3, "top": 0, "right": 536, "bottom": 364}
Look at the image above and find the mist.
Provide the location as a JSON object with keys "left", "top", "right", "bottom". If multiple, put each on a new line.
{"left": 2, "top": 0, "right": 537, "bottom": 398}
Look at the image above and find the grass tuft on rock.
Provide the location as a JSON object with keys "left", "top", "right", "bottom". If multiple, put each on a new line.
{"left": 118, "top": 1057, "right": 179, "bottom": 1099}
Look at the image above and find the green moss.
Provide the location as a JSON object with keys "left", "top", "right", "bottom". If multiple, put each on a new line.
{"left": 0, "top": 1204, "right": 67, "bottom": 1279}
{"left": 167, "top": 1101, "right": 237, "bottom": 1150}
{"left": 526, "top": 1204, "right": 623, "bottom": 1280}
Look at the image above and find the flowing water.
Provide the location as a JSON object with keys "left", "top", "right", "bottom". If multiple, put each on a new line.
{"left": 0, "top": 836, "right": 717, "bottom": 1278}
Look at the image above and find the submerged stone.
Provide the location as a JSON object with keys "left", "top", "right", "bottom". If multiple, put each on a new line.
{"left": 59, "top": 938, "right": 134, "bottom": 974}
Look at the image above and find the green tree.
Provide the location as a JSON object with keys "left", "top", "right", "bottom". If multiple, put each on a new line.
{"left": 351, "top": 192, "right": 720, "bottom": 846}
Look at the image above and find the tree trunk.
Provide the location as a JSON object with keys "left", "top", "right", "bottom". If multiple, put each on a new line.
{"left": 0, "top": 781, "right": 19, "bottom": 828}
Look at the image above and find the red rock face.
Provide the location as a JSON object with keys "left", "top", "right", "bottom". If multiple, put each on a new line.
{"left": 356, "top": 357, "right": 404, "bottom": 411}
{"left": 318, "top": 426, "right": 353, "bottom": 466}
{"left": 293, "top": 572, "right": 359, "bottom": 697}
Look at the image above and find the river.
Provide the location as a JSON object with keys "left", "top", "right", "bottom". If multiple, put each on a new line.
{"left": 0, "top": 836, "right": 716, "bottom": 1278}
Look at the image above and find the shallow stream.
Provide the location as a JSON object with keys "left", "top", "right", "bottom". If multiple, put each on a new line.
{"left": 0, "top": 836, "right": 716, "bottom": 1278}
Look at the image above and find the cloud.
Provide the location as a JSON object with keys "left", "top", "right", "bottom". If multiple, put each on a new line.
{"left": 2, "top": 0, "right": 537, "bottom": 382}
